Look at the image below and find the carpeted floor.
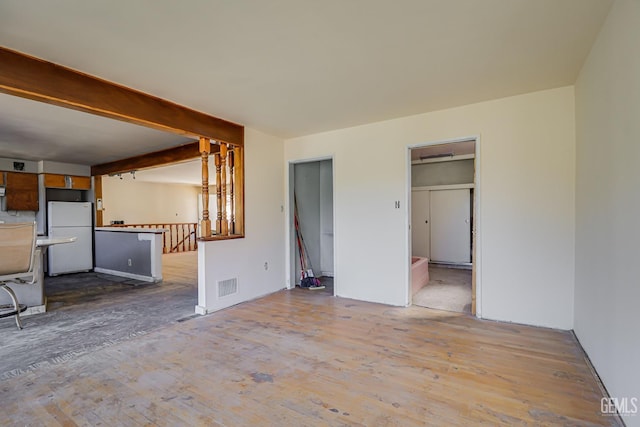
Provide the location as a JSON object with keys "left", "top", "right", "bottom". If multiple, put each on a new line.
{"left": 0, "top": 252, "right": 197, "bottom": 380}
{"left": 413, "top": 265, "right": 472, "bottom": 313}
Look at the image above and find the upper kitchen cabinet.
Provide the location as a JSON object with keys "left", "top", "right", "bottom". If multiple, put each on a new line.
{"left": 43, "top": 173, "right": 91, "bottom": 190}
{"left": 5, "top": 172, "right": 39, "bottom": 211}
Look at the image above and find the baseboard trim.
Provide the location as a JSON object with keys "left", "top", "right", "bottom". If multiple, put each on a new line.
{"left": 94, "top": 267, "right": 161, "bottom": 283}
{"left": 571, "top": 330, "right": 626, "bottom": 425}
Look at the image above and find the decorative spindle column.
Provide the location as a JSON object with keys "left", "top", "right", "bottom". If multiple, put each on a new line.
{"left": 220, "top": 143, "right": 229, "bottom": 236}
{"left": 214, "top": 151, "right": 222, "bottom": 235}
{"left": 199, "top": 137, "right": 211, "bottom": 237}
{"left": 228, "top": 149, "right": 235, "bottom": 234}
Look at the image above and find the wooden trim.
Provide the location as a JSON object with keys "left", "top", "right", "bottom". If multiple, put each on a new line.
{"left": 198, "top": 234, "right": 244, "bottom": 242}
{"left": 0, "top": 47, "right": 244, "bottom": 146}
{"left": 0, "top": 172, "right": 5, "bottom": 186}
{"left": 94, "top": 176, "right": 103, "bottom": 227}
{"left": 91, "top": 141, "right": 220, "bottom": 176}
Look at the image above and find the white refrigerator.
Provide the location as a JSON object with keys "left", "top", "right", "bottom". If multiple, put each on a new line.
{"left": 47, "top": 201, "right": 93, "bottom": 275}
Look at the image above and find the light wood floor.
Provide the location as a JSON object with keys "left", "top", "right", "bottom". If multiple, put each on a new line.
{"left": 2, "top": 268, "right": 619, "bottom": 425}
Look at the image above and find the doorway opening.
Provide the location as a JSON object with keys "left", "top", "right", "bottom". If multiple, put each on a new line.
{"left": 409, "top": 139, "right": 478, "bottom": 314}
{"left": 288, "top": 158, "right": 335, "bottom": 296}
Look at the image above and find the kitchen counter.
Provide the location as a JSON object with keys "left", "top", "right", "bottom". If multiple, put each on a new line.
{"left": 94, "top": 228, "right": 165, "bottom": 282}
{"left": 94, "top": 227, "right": 166, "bottom": 233}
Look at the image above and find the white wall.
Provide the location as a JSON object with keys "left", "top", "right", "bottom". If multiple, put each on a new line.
{"left": 102, "top": 178, "right": 199, "bottom": 224}
{"left": 574, "top": 0, "right": 640, "bottom": 424}
{"left": 197, "top": 128, "right": 285, "bottom": 313}
{"left": 285, "top": 86, "right": 576, "bottom": 329}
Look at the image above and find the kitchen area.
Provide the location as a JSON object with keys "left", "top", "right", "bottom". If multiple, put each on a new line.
{"left": 0, "top": 158, "right": 95, "bottom": 315}
{"left": 0, "top": 157, "right": 166, "bottom": 318}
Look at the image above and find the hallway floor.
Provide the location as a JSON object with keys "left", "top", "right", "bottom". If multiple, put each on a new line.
{"left": 413, "top": 265, "right": 472, "bottom": 313}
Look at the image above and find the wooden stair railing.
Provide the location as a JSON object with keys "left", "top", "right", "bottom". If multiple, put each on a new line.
{"left": 107, "top": 223, "right": 198, "bottom": 253}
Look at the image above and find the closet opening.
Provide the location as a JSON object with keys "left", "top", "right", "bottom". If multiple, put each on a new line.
{"left": 288, "top": 158, "right": 335, "bottom": 296}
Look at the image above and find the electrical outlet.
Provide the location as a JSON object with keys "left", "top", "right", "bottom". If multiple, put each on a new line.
{"left": 127, "top": 259, "right": 132, "bottom": 267}
{"left": 264, "top": 262, "right": 269, "bottom": 271}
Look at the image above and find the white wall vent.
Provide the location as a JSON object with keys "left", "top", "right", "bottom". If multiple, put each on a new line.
{"left": 218, "top": 278, "right": 238, "bottom": 298}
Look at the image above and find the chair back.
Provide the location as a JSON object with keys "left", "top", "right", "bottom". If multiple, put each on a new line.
{"left": 0, "top": 222, "right": 37, "bottom": 276}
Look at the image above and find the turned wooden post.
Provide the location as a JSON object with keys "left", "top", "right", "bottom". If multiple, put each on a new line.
{"left": 215, "top": 151, "right": 222, "bottom": 234}
{"left": 220, "top": 143, "right": 229, "bottom": 236}
{"left": 199, "top": 137, "right": 211, "bottom": 237}
{"left": 228, "top": 149, "right": 235, "bottom": 234}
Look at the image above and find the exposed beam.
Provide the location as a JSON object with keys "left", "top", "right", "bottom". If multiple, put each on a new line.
{"left": 91, "top": 141, "right": 220, "bottom": 176}
{"left": 0, "top": 46, "right": 244, "bottom": 146}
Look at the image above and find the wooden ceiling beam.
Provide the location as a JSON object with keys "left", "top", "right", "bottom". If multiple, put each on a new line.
{"left": 91, "top": 141, "right": 220, "bottom": 176}
{"left": 0, "top": 46, "right": 243, "bottom": 146}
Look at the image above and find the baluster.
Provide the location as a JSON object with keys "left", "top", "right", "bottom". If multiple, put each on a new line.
{"left": 182, "top": 224, "right": 186, "bottom": 252}
{"left": 220, "top": 143, "right": 228, "bottom": 236}
{"left": 163, "top": 225, "right": 167, "bottom": 254}
{"left": 228, "top": 149, "right": 235, "bottom": 234}
{"left": 199, "top": 137, "right": 211, "bottom": 238}
{"left": 171, "top": 224, "right": 175, "bottom": 253}
{"left": 194, "top": 223, "right": 198, "bottom": 250}
{"left": 215, "top": 151, "right": 222, "bottom": 235}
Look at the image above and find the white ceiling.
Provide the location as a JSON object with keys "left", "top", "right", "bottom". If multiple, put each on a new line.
{"left": 133, "top": 159, "right": 203, "bottom": 186}
{"left": 0, "top": 93, "right": 192, "bottom": 164}
{"left": 0, "top": 0, "right": 613, "bottom": 169}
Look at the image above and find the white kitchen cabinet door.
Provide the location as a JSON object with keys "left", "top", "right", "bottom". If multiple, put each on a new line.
{"left": 411, "top": 190, "right": 430, "bottom": 258}
{"left": 430, "top": 189, "right": 471, "bottom": 263}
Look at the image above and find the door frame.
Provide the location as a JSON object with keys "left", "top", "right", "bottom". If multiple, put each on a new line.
{"left": 285, "top": 156, "right": 336, "bottom": 296}
{"left": 407, "top": 136, "right": 482, "bottom": 317}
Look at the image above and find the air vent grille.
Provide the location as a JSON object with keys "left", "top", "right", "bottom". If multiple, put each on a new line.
{"left": 218, "top": 278, "right": 238, "bottom": 298}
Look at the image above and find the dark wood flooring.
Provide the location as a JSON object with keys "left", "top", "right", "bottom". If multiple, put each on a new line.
{"left": 0, "top": 252, "right": 198, "bottom": 380}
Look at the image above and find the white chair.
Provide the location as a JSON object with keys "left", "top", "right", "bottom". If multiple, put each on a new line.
{"left": 0, "top": 222, "right": 37, "bottom": 330}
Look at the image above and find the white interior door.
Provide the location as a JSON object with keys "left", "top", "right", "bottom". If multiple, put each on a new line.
{"left": 411, "top": 190, "right": 430, "bottom": 258}
{"left": 430, "top": 189, "right": 471, "bottom": 263}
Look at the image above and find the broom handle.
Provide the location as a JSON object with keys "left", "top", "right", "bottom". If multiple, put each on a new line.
{"left": 294, "top": 194, "right": 308, "bottom": 278}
